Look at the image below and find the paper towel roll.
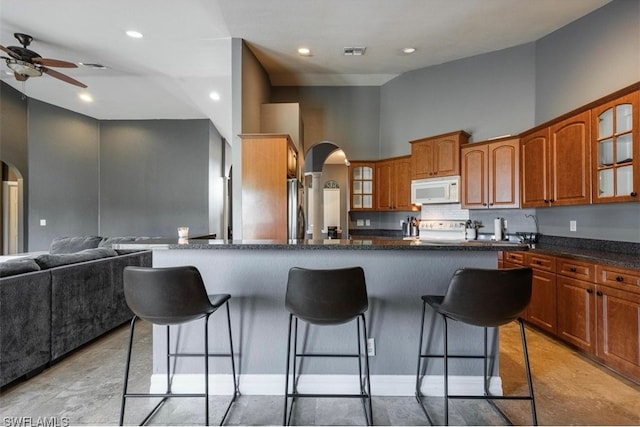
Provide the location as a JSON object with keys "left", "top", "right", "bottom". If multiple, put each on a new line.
{"left": 494, "top": 218, "right": 503, "bottom": 241}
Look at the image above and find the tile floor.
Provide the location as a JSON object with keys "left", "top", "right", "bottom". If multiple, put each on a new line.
{"left": 1, "top": 320, "right": 639, "bottom": 425}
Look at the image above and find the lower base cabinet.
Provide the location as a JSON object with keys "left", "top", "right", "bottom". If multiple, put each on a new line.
{"left": 557, "top": 276, "right": 596, "bottom": 353}
{"left": 501, "top": 251, "right": 640, "bottom": 382}
{"left": 597, "top": 285, "right": 640, "bottom": 380}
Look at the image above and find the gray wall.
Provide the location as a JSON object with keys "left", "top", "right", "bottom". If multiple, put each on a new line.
{"left": 0, "top": 83, "right": 29, "bottom": 251}
{"left": 271, "top": 86, "right": 381, "bottom": 160}
{"left": 7, "top": 92, "right": 224, "bottom": 250}
{"left": 28, "top": 100, "right": 100, "bottom": 251}
{"left": 99, "top": 120, "right": 211, "bottom": 238}
{"left": 380, "top": 43, "right": 537, "bottom": 152}
{"left": 535, "top": 0, "right": 640, "bottom": 123}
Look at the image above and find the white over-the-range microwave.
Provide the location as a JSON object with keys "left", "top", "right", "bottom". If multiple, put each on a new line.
{"left": 410, "top": 176, "right": 460, "bottom": 204}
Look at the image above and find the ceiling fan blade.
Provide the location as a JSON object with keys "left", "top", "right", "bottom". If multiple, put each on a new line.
{"left": 14, "top": 72, "right": 28, "bottom": 81}
{"left": 0, "top": 44, "right": 20, "bottom": 59}
{"left": 41, "top": 67, "right": 87, "bottom": 88}
{"left": 32, "top": 57, "right": 77, "bottom": 68}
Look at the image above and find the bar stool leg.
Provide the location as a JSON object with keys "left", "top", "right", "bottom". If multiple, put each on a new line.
{"left": 283, "top": 314, "right": 294, "bottom": 426}
{"left": 119, "top": 316, "right": 137, "bottom": 426}
{"left": 360, "top": 314, "right": 373, "bottom": 426}
{"left": 519, "top": 319, "right": 538, "bottom": 425}
{"left": 225, "top": 302, "right": 238, "bottom": 396}
{"left": 443, "top": 315, "right": 449, "bottom": 426}
{"left": 204, "top": 316, "right": 210, "bottom": 426}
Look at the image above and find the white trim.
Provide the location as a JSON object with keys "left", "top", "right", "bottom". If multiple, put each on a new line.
{"left": 150, "top": 374, "right": 503, "bottom": 397}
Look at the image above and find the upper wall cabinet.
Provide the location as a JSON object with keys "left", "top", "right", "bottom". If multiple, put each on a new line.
{"left": 591, "top": 91, "right": 639, "bottom": 203}
{"left": 521, "top": 111, "right": 591, "bottom": 207}
{"left": 461, "top": 137, "right": 520, "bottom": 209}
{"left": 410, "top": 131, "right": 470, "bottom": 180}
{"left": 241, "top": 134, "right": 297, "bottom": 240}
{"left": 376, "top": 156, "right": 415, "bottom": 211}
{"left": 349, "top": 161, "right": 376, "bottom": 211}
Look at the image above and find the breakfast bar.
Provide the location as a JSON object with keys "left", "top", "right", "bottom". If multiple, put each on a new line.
{"left": 116, "top": 238, "right": 526, "bottom": 397}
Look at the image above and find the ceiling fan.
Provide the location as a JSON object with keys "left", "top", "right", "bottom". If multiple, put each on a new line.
{"left": 0, "top": 33, "right": 87, "bottom": 88}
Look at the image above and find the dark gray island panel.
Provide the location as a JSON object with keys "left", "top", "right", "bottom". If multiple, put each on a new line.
{"left": 140, "top": 242, "right": 510, "bottom": 397}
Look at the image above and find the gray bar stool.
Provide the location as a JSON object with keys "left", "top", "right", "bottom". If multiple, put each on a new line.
{"left": 283, "top": 266, "right": 373, "bottom": 426}
{"left": 119, "top": 266, "right": 238, "bottom": 426}
{"left": 415, "top": 267, "right": 537, "bottom": 426}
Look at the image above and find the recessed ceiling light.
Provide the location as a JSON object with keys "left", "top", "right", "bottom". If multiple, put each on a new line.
{"left": 78, "top": 93, "right": 93, "bottom": 103}
{"left": 209, "top": 91, "right": 220, "bottom": 101}
{"left": 297, "top": 47, "right": 311, "bottom": 56}
{"left": 126, "top": 30, "right": 143, "bottom": 39}
{"left": 402, "top": 47, "right": 416, "bottom": 54}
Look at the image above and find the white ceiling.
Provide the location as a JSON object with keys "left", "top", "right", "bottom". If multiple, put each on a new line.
{"left": 0, "top": 0, "right": 611, "bottom": 142}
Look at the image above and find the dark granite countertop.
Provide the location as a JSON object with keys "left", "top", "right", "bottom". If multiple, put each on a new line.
{"left": 527, "top": 244, "right": 640, "bottom": 270}
{"left": 113, "top": 237, "right": 527, "bottom": 251}
{"left": 112, "top": 234, "right": 639, "bottom": 269}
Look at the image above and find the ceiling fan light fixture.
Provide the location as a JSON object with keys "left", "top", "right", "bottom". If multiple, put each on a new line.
{"left": 402, "top": 47, "right": 416, "bottom": 54}
{"left": 297, "top": 47, "right": 311, "bottom": 56}
{"left": 6, "top": 59, "right": 42, "bottom": 77}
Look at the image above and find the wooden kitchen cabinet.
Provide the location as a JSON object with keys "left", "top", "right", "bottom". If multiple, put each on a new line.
{"left": 349, "top": 161, "right": 376, "bottom": 211}
{"left": 461, "top": 137, "right": 520, "bottom": 209}
{"left": 557, "top": 258, "right": 596, "bottom": 353}
{"left": 376, "top": 156, "right": 414, "bottom": 211}
{"left": 241, "top": 134, "right": 297, "bottom": 240}
{"left": 591, "top": 90, "right": 639, "bottom": 203}
{"left": 521, "top": 111, "right": 591, "bottom": 207}
{"left": 524, "top": 252, "right": 557, "bottom": 335}
{"left": 410, "top": 130, "right": 470, "bottom": 180}
{"left": 595, "top": 280, "right": 640, "bottom": 380}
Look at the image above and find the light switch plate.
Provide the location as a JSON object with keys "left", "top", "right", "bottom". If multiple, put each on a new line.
{"left": 356, "top": 219, "right": 364, "bottom": 226}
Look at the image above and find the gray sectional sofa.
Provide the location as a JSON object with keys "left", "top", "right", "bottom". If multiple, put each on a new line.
{"left": 0, "top": 236, "right": 152, "bottom": 388}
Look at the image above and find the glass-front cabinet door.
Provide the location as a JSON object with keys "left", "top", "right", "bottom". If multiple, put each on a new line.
{"left": 592, "top": 91, "right": 639, "bottom": 203}
{"left": 349, "top": 162, "right": 375, "bottom": 210}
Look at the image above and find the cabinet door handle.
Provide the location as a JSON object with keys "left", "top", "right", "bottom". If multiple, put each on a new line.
{"left": 549, "top": 199, "right": 555, "bottom": 203}
{"left": 543, "top": 199, "right": 549, "bottom": 203}
{"left": 631, "top": 192, "right": 637, "bottom": 197}
{"left": 482, "top": 203, "right": 487, "bottom": 206}
{"left": 586, "top": 288, "right": 593, "bottom": 294}
{"left": 615, "top": 276, "right": 624, "bottom": 282}
{"left": 535, "top": 260, "right": 542, "bottom": 265}
{"left": 596, "top": 291, "right": 603, "bottom": 296}
{"left": 489, "top": 202, "right": 494, "bottom": 206}
{"left": 569, "top": 267, "right": 577, "bottom": 272}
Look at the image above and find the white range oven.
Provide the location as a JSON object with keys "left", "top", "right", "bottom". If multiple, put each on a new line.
{"left": 406, "top": 219, "right": 468, "bottom": 242}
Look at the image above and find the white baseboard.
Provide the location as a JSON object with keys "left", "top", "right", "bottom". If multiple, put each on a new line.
{"left": 150, "top": 374, "right": 503, "bottom": 397}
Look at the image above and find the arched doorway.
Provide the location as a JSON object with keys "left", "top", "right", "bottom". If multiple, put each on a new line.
{"left": 1, "top": 161, "right": 24, "bottom": 254}
{"left": 304, "top": 142, "right": 349, "bottom": 239}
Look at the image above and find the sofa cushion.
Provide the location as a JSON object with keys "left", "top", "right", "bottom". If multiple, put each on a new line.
{"left": 49, "top": 236, "right": 103, "bottom": 254}
{"left": 0, "top": 258, "right": 41, "bottom": 277}
{"left": 35, "top": 248, "right": 118, "bottom": 269}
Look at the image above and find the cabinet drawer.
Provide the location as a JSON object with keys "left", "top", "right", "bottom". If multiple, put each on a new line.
{"left": 504, "top": 251, "right": 525, "bottom": 265}
{"left": 596, "top": 265, "right": 640, "bottom": 293}
{"left": 526, "top": 252, "right": 556, "bottom": 273}
{"left": 557, "top": 258, "right": 594, "bottom": 282}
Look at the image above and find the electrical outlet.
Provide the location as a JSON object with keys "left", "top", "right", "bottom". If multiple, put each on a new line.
{"left": 367, "top": 338, "right": 375, "bottom": 356}
{"left": 40, "top": 219, "right": 46, "bottom": 226}
{"left": 356, "top": 219, "right": 364, "bottom": 226}
{"left": 570, "top": 220, "right": 577, "bottom": 232}
{"left": 365, "top": 219, "right": 371, "bottom": 226}
{"left": 503, "top": 219, "right": 508, "bottom": 230}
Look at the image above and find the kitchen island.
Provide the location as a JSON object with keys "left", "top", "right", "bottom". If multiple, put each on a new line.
{"left": 115, "top": 238, "right": 526, "bottom": 397}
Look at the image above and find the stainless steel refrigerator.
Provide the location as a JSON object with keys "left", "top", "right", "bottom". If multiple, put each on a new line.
{"left": 287, "top": 179, "right": 306, "bottom": 240}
